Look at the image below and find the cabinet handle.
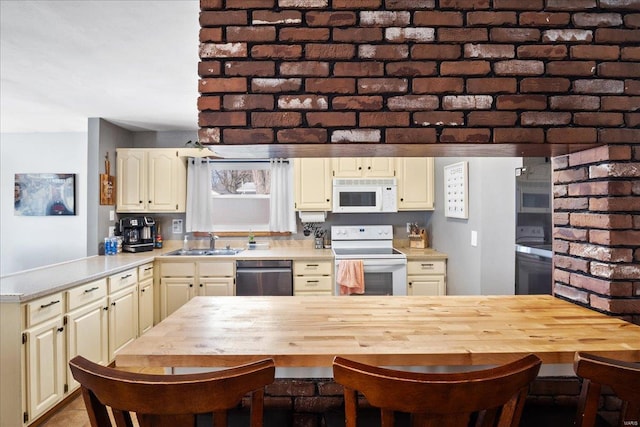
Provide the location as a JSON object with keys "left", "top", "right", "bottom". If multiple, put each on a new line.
{"left": 111, "top": 302, "right": 116, "bottom": 306}
{"left": 326, "top": 199, "right": 330, "bottom": 202}
{"left": 400, "top": 198, "right": 404, "bottom": 201}
{"left": 307, "top": 264, "right": 319, "bottom": 267}
{"left": 421, "top": 263, "right": 434, "bottom": 268}
{"left": 367, "top": 166, "right": 371, "bottom": 170}
{"left": 199, "top": 284, "right": 203, "bottom": 287}
{"left": 103, "top": 306, "right": 109, "bottom": 311}
{"left": 40, "top": 300, "right": 61, "bottom": 309}
{"left": 189, "top": 284, "right": 194, "bottom": 287}
{"left": 57, "top": 327, "right": 64, "bottom": 333}
{"left": 121, "top": 274, "right": 132, "bottom": 280}
{"left": 144, "top": 267, "right": 153, "bottom": 271}
{"left": 141, "top": 288, "right": 146, "bottom": 293}
{"left": 84, "top": 287, "right": 99, "bottom": 293}
{"left": 139, "top": 200, "right": 143, "bottom": 204}
{"left": 409, "top": 282, "right": 413, "bottom": 286}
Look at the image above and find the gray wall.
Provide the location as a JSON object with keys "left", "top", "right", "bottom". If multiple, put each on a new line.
{"left": 88, "top": 118, "right": 134, "bottom": 255}
{"left": 431, "top": 157, "right": 522, "bottom": 295}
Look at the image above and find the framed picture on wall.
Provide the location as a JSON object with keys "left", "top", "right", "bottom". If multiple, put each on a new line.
{"left": 14, "top": 173, "right": 76, "bottom": 216}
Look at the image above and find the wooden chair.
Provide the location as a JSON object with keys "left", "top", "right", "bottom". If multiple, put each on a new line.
{"left": 332, "top": 354, "right": 541, "bottom": 427}
{"left": 573, "top": 352, "right": 640, "bottom": 427}
{"left": 69, "top": 355, "right": 275, "bottom": 427}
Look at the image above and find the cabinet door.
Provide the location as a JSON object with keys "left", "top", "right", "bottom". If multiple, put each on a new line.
{"left": 24, "top": 316, "right": 66, "bottom": 421}
{"left": 161, "top": 278, "right": 195, "bottom": 319}
{"left": 198, "top": 277, "right": 235, "bottom": 296}
{"left": 138, "top": 278, "right": 154, "bottom": 335}
{"left": 294, "top": 158, "right": 332, "bottom": 211}
{"left": 408, "top": 276, "right": 446, "bottom": 296}
{"left": 364, "top": 158, "right": 395, "bottom": 177}
{"left": 148, "top": 149, "right": 183, "bottom": 212}
{"left": 332, "top": 158, "right": 363, "bottom": 178}
{"left": 116, "top": 150, "right": 146, "bottom": 212}
{"left": 108, "top": 285, "right": 138, "bottom": 362}
{"left": 397, "top": 158, "right": 434, "bottom": 210}
{"left": 66, "top": 298, "right": 108, "bottom": 391}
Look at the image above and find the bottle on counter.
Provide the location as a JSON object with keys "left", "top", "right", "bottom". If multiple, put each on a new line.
{"left": 155, "top": 225, "right": 163, "bottom": 248}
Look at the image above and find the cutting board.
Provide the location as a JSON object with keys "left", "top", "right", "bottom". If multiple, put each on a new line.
{"left": 100, "top": 153, "right": 115, "bottom": 205}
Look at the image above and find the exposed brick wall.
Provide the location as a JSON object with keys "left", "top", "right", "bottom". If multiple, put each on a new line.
{"left": 197, "top": 0, "right": 640, "bottom": 146}
{"left": 242, "top": 377, "right": 624, "bottom": 426}
{"left": 553, "top": 144, "right": 640, "bottom": 324}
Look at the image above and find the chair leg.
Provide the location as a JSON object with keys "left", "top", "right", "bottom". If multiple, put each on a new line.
{"left": 576, "top": 380, "right": 601, "bottom": 427}
{"left": 250, "top": 390, "right": 265, "bottom": 427}
{"left": 344, "top": 387, "right": 358, "bottom": 427}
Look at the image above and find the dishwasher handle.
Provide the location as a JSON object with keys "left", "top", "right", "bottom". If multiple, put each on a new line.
{"left": 236, "top": 268, "right": 292, "bottom": 274}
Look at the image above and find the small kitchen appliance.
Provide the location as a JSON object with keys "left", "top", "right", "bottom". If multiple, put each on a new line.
{"left": 332, "top": 225, "right": 407, "bottom": 295}
{"left": 332, "top": 178, "right": 397, "bottom": 213}
{"left": 116, "top": 216, "right": 155, "bottom": 252}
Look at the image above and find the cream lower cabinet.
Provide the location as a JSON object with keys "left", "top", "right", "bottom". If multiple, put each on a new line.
{"left": 160, "top": 261, "right": 196, "bottom": 320}
{"left": 137, "top": 263, "right": 154, "bottom": 335}
{"left": 293, "top": 260, "right": 333, "bottom": 296}
{"left": 65, "top": 278, "right": 109, "bottom": 391}
{"left": 107, "top": 269, "right": 139, "bottom": 362}
{"left": 22, "top": 292, "right": 66, "bottom": 424}
{"left": 160, "top": 261, "right": 234, "bottom": 320}
{"left": 294, "top": 158, "right": 332, "bottom": 211}
{"left": 198, "top": 261, "right": 235, "bottom": 296}
{"left": 396, "top": 158, "right": 435, "bottom": 211}
{"left": 407, "top": 260, "right": 447, "bottom": 296}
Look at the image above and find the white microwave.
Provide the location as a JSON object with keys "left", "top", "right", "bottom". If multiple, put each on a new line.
{"left": 332, "top": 178, "right": 397, "bottom": 213}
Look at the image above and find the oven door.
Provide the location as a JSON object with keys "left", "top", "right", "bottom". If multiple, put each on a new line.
{"left": 335, "top": 258, "right": 407, "bottom": 296}
{"left": 515, "top": 251, "right": 552, "bottom": 295}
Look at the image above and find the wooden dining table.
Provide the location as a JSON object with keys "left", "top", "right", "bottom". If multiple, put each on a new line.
{"left": 115, "top": 295, "right": 640, "bottom": 372}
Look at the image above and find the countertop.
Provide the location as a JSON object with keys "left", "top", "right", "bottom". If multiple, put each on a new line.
{"left": 116, "top": 295, "right": 640, "bottom": 369}
{"left": 1, "top": 240, "right": 446, "bottom": 303}
{"left": 0, "top": 240, "right": 334, "bottom": 303}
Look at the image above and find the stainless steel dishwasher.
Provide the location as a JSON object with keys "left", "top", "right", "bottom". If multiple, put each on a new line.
{"left": 235, "top": 260, "right": 293, "bottom": 296}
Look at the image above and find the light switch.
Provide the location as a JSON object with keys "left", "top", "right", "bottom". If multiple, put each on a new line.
{"left": 109, "top": 210, "right": 115, "bottom": 221}
{"left": 471, "top": 230, "right": 478, "bottom": 247}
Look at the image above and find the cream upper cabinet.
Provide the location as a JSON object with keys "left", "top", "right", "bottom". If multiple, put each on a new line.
{"left": 116, "top": 149, "right": 187, "bottom": 213}
{"left": 332, "top": 158, "right": 395, "bottom": 178}
{"left": 396, "top": 158, "right": 435, "bottom": 211}
{"left": 294, "top": 158, "right": 332, "bottom": 211}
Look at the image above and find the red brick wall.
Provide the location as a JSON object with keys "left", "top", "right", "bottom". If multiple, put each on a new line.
{"left": 197, "top": 0, "right": 640, "bottom": 145}
{"left": 553, "top": 144, "right": 640, "bottom": 324}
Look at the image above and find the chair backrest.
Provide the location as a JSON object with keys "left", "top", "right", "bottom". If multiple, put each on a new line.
{"left": 332, "top": 354, "right": 541, "bottom": 427}
{"left": 573, "top": 352, "right": 640, "bottom": 427}
{"left": 69, "top": 355, "right": 275, "bottom": 427}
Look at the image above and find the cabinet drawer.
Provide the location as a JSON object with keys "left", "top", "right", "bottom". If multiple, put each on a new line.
{"left": 138, "top": 263, "right": 154, "bottom": 281}
{"left": 160, "top": 262, "right": 196, "bottom": 277}
{"left": 108, "top": 268, "right": 138, "bottom": 293}
{"left": 67, "top": 278, "right": 108, "bottom": 311}
{"left": 293, "top": 276, "right": 333, "bottom": 292}
{"left": 23, "top": 292, "right": 64, "bottom": 328}
{"left": 198, "top": 261, "right": 234, "bottom": 277}
{"left": 407, "top": 260, "right": 445, "bottom": 275}
{"left": 294, "top": 261, "right": 332, "bottom": 276}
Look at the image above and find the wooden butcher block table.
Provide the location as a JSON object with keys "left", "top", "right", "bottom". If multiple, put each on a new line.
{"left": 115, "top": 295, "right": 640, "bottom": 370}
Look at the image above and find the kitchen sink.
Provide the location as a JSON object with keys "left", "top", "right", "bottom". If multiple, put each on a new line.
{"left": 165, "top": 248, "right": 244, "bottom": 256}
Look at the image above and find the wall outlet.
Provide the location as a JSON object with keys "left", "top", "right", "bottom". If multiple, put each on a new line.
{"left": 406, "top": 222, "right": 411, "bottom": 233}
{"left": 172, "top": 219, "right": 183, "bottom": 234}
{"left": 471, "top": 230, "right": 478, "bottom": 247}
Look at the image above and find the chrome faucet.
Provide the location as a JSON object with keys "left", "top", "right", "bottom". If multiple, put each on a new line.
{"left": 209, "top": 233, "right": 219, "bottom": 250}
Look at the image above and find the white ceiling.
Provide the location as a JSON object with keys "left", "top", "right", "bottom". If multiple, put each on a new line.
{"left": 0, "top": 0, "right": 200, "bottom": 133}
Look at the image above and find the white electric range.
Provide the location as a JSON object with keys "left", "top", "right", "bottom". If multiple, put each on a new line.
{"left": 331, "top": 225, "right": 407, "bottom": 296}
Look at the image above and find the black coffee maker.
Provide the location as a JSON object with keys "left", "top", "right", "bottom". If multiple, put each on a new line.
{"left": 116, "top": 216, "right": 155, "bottom": 252}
